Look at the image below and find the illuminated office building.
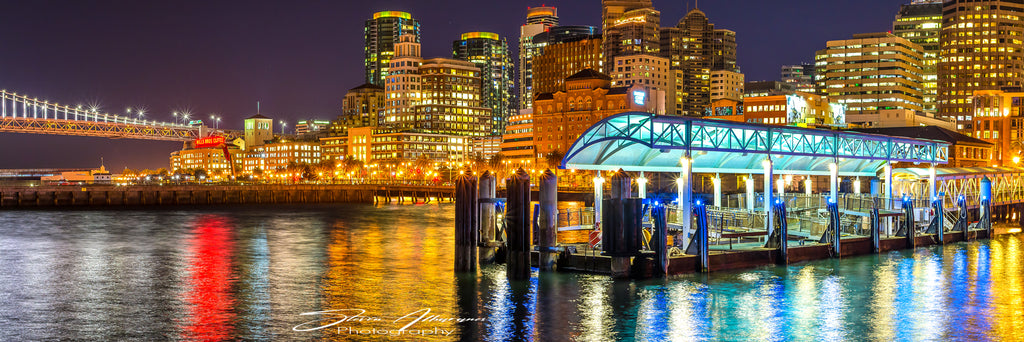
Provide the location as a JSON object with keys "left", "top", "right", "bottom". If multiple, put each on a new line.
{"left": 532, "top": 36, "right": 604, "bottom": 96}
{"left": 780, "top": 64, "right": 816, "bottom": 94}
{"left": 937, "top": 0, "right": 1024, "bottom": 131}
{"left": 893, "top": 0, "right": 942, "bottom": 113}
{"left": 519, "top": 6, "right": 559, "bottom": 111}
{"left": 364, "top": 11, "right": 420, "bottom": 86}
{"left": 453, "top": 32, "right": 513, "bottom": 136}
{"left": 817, "top": 33, "right": 924, "bottom": 117}
{"left": 660, "top": 8, "right": 737, "bottom": 116}
{"left": 603, "top": 7, "right": 660, "bottom": 70}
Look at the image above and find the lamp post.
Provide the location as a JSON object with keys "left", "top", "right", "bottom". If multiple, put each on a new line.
{"left": 280, "top": 121, "right": 287, "bottom": 134}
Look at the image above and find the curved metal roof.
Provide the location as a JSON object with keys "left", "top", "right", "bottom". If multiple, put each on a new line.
{"left": 562, "top": 112, "right": 950, "bottom": 176}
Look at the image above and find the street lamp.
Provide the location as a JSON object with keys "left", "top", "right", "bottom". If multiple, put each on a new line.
{"left": 172, "top": 112, "right": 179, "bottom": 125}
{"left": 280, "top": 121, "right": 287, "bottom": 134}
{"left": 211, "top": 114, "right": 221, "bottom": 130}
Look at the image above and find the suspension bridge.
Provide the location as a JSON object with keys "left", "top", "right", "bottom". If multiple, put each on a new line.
{"left": 0, "top": 89, "right": 203, "bottom": 141}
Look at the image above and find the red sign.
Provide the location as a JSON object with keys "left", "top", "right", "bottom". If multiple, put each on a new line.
{"left": 195, "top": 136, "right": 226, "bottom": 148}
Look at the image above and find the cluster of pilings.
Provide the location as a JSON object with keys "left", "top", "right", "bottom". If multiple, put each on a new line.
{"left": 454, "top": 168, "right": 562, "bottom": 279}
{"left": 455, "top": 168, "right": 672, "bottom": 279}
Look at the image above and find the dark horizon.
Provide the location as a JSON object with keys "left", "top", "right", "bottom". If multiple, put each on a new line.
{"left": 0, "top": 0, "right": 909, "bottom": 170}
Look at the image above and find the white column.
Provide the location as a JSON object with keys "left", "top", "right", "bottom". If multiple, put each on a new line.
{"left": 638, "top": 171, "right": 648, "bottom": 199}
{"left": 884, "top": 163, "right": 893, "bottom": 207}
{"left": 713, "top": 173, "right": 722, "bottom": 208}
{"left": 805, "top": 178, "right": 812, "bottom": 196}
{"left": 778, "top": 175, "right": 786, "bottom": 198}
{"left": 593, "top": 172, "right": 604, "bottom": 229}
{"left": 929, "top": 164, "right": 937, "bottom": 201}
{"left": 883, "top": 162, "right": 894, "bottom": 235}
{"left": 830, "top": 162, "right": 839, "bottom": 203}
{"left": 678, "top": 157, "right": 693, "bottom": 241}
{"left": 764, "top": 159, "right": 774, "bottom": 234}
{"left": 854, "top": 177, "right": 861, "bottom": 195}
{"left": 746, "top": 174, "right": 755, "bottom": 211}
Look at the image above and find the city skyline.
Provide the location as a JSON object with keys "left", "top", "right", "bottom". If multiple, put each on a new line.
{"left": 0, "top": 0, "right": 914, "bottom": 169}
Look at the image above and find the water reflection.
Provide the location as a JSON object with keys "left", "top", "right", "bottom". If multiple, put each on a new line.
{"left": 180, "top": 215, "right": 236, "bottom": 340}
{"left": 0, "top": 207, "right": 1021, "bottom": 341}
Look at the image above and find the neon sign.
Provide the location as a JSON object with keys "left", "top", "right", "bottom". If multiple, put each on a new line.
{"left": 194, "top": 136, "right": 226, "bottom": 148}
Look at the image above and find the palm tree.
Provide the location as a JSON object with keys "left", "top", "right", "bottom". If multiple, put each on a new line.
{"left": 414, "top": 154, "right": 432, "bottom": 170}
{"left": 545, "top": 150, "right": 565, "bottom": 170}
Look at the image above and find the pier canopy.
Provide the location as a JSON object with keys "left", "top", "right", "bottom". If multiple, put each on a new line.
{"left": 562, "top": 112, "right": 950, "bottom": 176}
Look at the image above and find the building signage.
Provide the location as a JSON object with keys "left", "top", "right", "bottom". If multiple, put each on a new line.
{"left": 632, "top": 91, "right": 646, "bottom": 106}
{"left": 194, "top": 136, "right": 226, "bottom": 148}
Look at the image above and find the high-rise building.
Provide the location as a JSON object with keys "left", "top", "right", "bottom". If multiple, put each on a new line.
{"left": 416, "top": 58, "right": 492, "bottom": 136}
{"left": 519, "top": 6, "right": 560, "bottom": 112}
{"left": 780, "top": 64, "right": 816, "bottom": 93}
{"left": 938, "top": 0, "right": 1024, "bottom": 131}
{"left": 893, "top": 0, "right": 942, "bottom": 113}
{"left": 660, "top": 8, "right": 737, "bottom": 116}
{"left": 383, "top": 34, "right": 491, "bottom": 137}
{"left": 453, "top": 32, "right": 513, "bottom": 136}
{"left": 817, "top": 33, "right": 924, "bottom": 118}
{"left": 603, "top": 7, "right": 660, "bottom": 70}
{"left": 364, "top": 11, "right": 420, "bottom": 86}
{"left": 601, "top": 0, "right": 653, "bottom": 33}
{"left": 383, "top": 34, "right": 423, "bottom": 129}
{"left": 532, "top": 36, "right": 604, "bottom": 96}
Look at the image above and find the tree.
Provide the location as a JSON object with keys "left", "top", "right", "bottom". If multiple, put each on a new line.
{"left": 340, "top": 155, "right": 364, "bottom": 174}
{"left": 301, "top": 164, "right": 316, "bottom": 181}
{"left": 156, "top": 168, "right": 169, "bottom": 177}
{"left": 193, "top": 168, "right": 208, "bottom": 180}
{"left": 414, "top": 154, "right": 432, "bottom": 170}
{"left": 470, "top": 155, "right": 488, "bottom": 175}
{"left": 545, "top": 150, "right": 565, "bottom": 171}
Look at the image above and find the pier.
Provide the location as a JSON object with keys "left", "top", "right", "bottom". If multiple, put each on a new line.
{"left": 0, "top": 184, "right": 445, "bottom": 207}
{"left": 454, "top": 113, "right": 1023, "bottom": 278}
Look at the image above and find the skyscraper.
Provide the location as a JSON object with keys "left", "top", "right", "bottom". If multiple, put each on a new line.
{"left": 938, "top": 0, "right": 1024, "bottom": 131}
{"left": 893, "top": 0, "right": 942, "bottom": 113}
{"left": 532, "top": 36, "right": 604, "bottom": 96}
{"left": 660, "top": 8, "right": 737, "bottom": 116}
{"left": 454, "top": 32, "right": 514, "bottom": 136}
{"left": 364, "top": 11, "right": 420, "bottom": 87}
{"left": 602, "top": 0, "right": 653, "bottom": 33}
{"left": 603, "top": 7, "right": 661, "bottom": 70}
{"left": 519, "top": 6, "right": 559, "bottom": 111}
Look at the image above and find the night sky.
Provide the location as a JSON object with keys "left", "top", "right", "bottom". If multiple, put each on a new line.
{"left": 0, "top": 0, "right": 908, "bottom": 170}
